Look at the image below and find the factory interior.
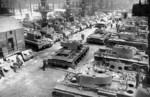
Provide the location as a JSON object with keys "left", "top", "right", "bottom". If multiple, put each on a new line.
{"left": 0, "top": 0, "right": 150, "bottom": 97}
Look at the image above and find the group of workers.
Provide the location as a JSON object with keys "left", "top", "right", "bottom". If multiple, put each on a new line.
{"left": 0, "top": 54, "right": 24, "bottom": 78}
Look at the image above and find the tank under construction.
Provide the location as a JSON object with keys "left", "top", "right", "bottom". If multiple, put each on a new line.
{"left": 106, "top": 31, "right": 147, "bottom": 50}
{"left": 24, "top": 29, "right": 53, "bottom": 50}
{"left": 52, "top": 61, "right": 139, "bottom": 97}
{"left": 86, "top": 29, "right": 111, "bottom": 45}
{"left": 94, "top": 45, "right": 148, "bottom": 66}
{"left": 119, "top": 25, "right": 138, "bottom": 33}
{"left": 48, "top": 40, "right": 89, "bottom": 68}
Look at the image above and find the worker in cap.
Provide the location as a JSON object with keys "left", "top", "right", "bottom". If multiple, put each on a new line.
{"left": 42, "top": 59, "right": 48, "bottom": 71}
{"left": 81, "top": 33, "right": 85, "bottom": 43}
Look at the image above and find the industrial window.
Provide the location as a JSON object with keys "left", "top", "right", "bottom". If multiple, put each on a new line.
{"left": 48, "top": 4, "right": 53, "bottom": 9}
{"left": 10, "top": 31, "right": 13, "bottom": 34}
{"left": 54, "top": 3, "right": 59, "bottom": 9}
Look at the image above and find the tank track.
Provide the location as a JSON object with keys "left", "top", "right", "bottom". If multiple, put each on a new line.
{"left": 52, "top": 90, "right": 76, "bottom": 97}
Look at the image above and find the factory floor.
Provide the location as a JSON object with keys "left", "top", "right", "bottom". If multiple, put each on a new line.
{"left": 1, "top": 25, "right": 149, "bottom": 97}
{"left": 0, "top": 27, "right": 107, "bottom": 97}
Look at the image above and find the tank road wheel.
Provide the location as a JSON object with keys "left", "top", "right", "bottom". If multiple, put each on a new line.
{"left": 83, "top": 51, "right": 86, "bottom": 58}
{"left": 36, "top": 46, "right": 41, "bottom": 51}
{"left": 79, "top": 56, "right": 82, "bottom": 62}
{"left": 80, "top": 53, "right": 84, "bottom": 60}
{"left": 106, "top": 42, "right": 114, "bottom": 48}
{"left": 48, "top": 44, "right": 52, "bottom": 47}
{"left": 84, "top": 50, "right": 87, "bottom": 56}
{"left": 81, "top": 53, "right": 84, "bottom": 59}
{"left": 82, "top": 53, "right": 85, "bottom": 58}
{"left": 71, "top": 63, "right": 75, "bottom": 69}
{"left": 82, "top": 52, "right": 85, "bottom": 57}
{"left": 77, "top": 58, "right": 80, "bottom": 63}
{"left": 77, "top": 58, "right": 80, "bottom": 64}
{"left": 81, "top": 55, "right": 83, "bottom": 61}
{"left": 35, "top": 47, "right": 39, "bottom": 51}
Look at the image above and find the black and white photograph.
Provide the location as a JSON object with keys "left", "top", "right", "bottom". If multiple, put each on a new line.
{"left": 0, "top": 0, "right": 150, "bottom": 97}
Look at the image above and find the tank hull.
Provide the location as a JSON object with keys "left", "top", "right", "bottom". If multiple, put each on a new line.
{"left": 25, "top": 39, "right": 52, "bottom": 50}
{"left": 94, "top": 48, "right": 148, "bottom": 66}
{"left": 87, "top": 37, "right": 105, "bottom": 45}
{"left": 86, "top": 31, "right": 111, "bottom": 45}
{"left": 107, "top": 39, "right": 147, "bottom": 50}
{"left": 48, "top": 46, "right": 89, "bottom": 68}
{"left": 52, "top": 71, "right": 137, "bottom": 97}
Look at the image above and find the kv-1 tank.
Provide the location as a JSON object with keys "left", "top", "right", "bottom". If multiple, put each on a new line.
{"left": 52, "top": 62, "right": 138, "bottom": 97}
{"left": 48, "top": 40, "right": 89, "bottom": 68}
{"left": 106, "top": 31, "right": 147, "bottom": 50}
{"left": 94, "top": 45, "right": 148, "bottom": 66}
{"left": 24, "top": 30, "right": 52, "bottom": 50}
{"left": 119, "top": 25, "right": 138, "bottom": 33}
{"left": 87, "top": 29, "right": 111, "bottom": 45}
{"left": 94, "top": 22, "right": 107, "bottom": 29}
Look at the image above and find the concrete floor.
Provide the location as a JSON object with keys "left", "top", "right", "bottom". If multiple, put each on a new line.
{"left": 0, "top": 26, "right": 115, "bottom": 97}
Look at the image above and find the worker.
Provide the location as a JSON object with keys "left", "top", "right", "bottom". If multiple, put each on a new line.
{"left": 135, "top": 69, "right": 142, "bottom": 88}
{"left": 110, "top": 22, "right": 113, "bottom": 28}
{"left": 42, "top": 59, "right": 48, "bottom": 71}
{"left": 0, "top": 67, "right": 4, "bottom": 77}
{"left": 116, "top": 22, "right": 119, "bottom": 32}
{"left": 101, "top": 59, "right": 106, "bottom": 66}
{"left": 11, "top": 61, "right": 18, "bottom": 73}
{"left": 16, "top": 54, "right": 23, "bottom": 68}
{"left": 81, "top": 33, "right": 85, "bottom": 43}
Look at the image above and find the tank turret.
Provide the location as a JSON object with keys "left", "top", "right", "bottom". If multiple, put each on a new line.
{"left": 76, "top": 71, "right": 112, "bottom": 88}
{"left": 61, "top": 40, "right": 82, "bottom": 50}
{"left": 112, "top": 45, "right": 138, "bottom": 59}
{"left": 25, "top": 30, "right": 52, "bottom": 50}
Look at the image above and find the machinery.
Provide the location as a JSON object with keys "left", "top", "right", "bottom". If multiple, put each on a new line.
{"left": 119, "top": 25, "right": 138, "bottom": 32}
{"left": 24, "top": 30, "right": 52, "bottom": 50}
{"left": 124, "top": 19, "right": 136, "bottom": 26}
{"left": 94, "top": 22, "right": 107, "bottom": 29}
{"left": 0, "top": 49, "right": 34, "bottom": 79}
{"left": 70, "top": 25, "right": 81, "bottom": 34}
{"left": 107, "top": 31, "right": 147, "bottom": 50}
{"left": 52, "top": 62, "right": 138, "bottom": 97}
{"left": 64, "top": 22, "right": 80, "bottom": 34}
{"left": 48, "top": 40, "right": 89, "bottom": 68}
{"left": 51, "top": 33, "right": 63, "bottom": 43}
{"left": 94, "top": 45, "right": 148, "bottom": 66}
{"left": 76, "top": 22, "right": 86, "bottom": 30}
{"left": 138, "top": 25, "right": 149, "bottom": 39}
{"left": 87, "top": 29, "right": 111, "bottom": 45}
{"left": 138, "top": 25, "right": 148, "bottom": 31}
{"left": 83, "top": 20, "right": 91, "bottom": 28}
{"left": 89, "top": 19, "right": 96, "bottom": 26}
